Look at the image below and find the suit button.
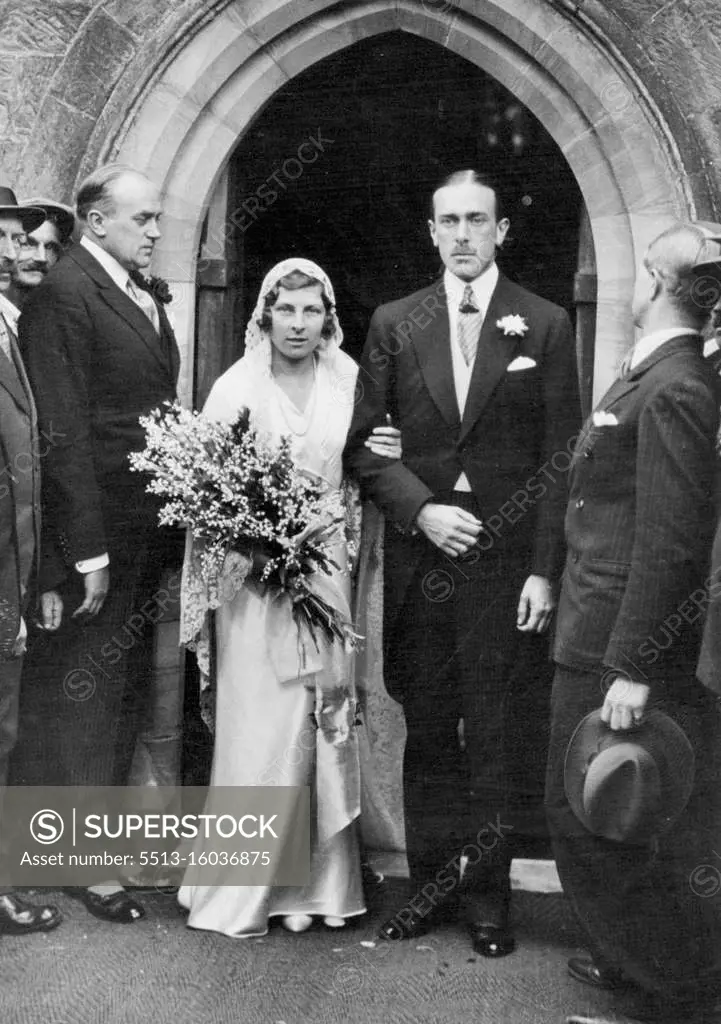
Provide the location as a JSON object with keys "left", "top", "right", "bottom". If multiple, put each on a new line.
{"left": 575, "top": 498, "right": 584, "bottom": 509}
{"left": 583, "top": 449, "right": 594, "bottom": 459}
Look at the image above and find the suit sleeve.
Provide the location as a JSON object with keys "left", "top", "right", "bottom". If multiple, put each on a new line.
{"left": 19, "top": 285, "right": 107, "bottom": 563}
{"left": 532, "top": 307, "right": 581, "bottom": 580}
{"left": 603, "top": 377, "right": 718, "bottom": 685}
{"left": 343, "top": 307, "right": 433, "bottom": 530}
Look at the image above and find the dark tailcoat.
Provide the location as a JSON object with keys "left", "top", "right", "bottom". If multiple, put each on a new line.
{"left": 345, "top": 272, "right": 580, "bottom": 697}
{"left": 546, "top": 334, "right": 721, "bottom": 1000}
{"left": 14, "top": 243, "right": 180, "bottom": 787}
{"left": 345, "top": 271, "right": 579, "bottom": 913}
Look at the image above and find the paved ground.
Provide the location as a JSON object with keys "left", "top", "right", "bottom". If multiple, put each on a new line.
{"left": 0, "top": 877, "right": 661, "bottom": 1024}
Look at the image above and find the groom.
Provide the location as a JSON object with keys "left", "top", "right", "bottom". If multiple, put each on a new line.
{"left": 345, "top": 169, "right": 579, "bottom": 956}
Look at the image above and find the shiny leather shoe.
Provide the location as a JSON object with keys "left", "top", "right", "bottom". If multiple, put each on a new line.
{"left": 469, "top": 923, "right": 516, "bottom": 958}
{"left": 567, "top": 956, "right": 626, "bottom": 991}
{"left": 378, "top": 905, "right": 433, "bottom": 941}
{"left": 66, "top": 887, "right": 145, "bottom": 923}
{"left": 0, "top": 893, "right": 62, "bottom": 934}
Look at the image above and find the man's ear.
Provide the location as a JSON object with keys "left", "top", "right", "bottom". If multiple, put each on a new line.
{"left": 428, "top": 218, "right": 439, "bottom": 250}
{"left": 648, "top": 267, "right": 662, "bottom": 301}
{"left": 495, "top": 217, "right": 510, "bottom": 248}
{"left": 86, "top": 209, "right": 106, "bottom": 238}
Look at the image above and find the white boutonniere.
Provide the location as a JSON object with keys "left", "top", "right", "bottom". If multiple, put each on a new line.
{"left": 592, "top": 410, "right": 619, "bottom": 426}
{"left": 496, "top": 314, "right": 528, "bottom": 337}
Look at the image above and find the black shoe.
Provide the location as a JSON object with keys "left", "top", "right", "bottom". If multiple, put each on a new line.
{"left": 469, "top": 923, "right": 516, "bottom": 958}
{"left": 66, "top": 887, "right": 145, "bottom": 924}
{"left": 377, "top": 888, "right": 461, "bottom": 941}
{"left": 0, "top": 893, "right": 62, "bottom": 934}
{"left": 378, "top": 901, "right": 438, "bottom": 941}
{"left": 567, "top": 955, "right": 627, "bottom": 991}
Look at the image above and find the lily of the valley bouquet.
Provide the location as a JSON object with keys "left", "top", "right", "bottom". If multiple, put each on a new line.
{"left": 130, "top": 400, "right": 357, "bottom": 652}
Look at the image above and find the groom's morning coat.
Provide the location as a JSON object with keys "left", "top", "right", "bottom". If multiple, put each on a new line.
{"left": 345, "top": 272, "right": 580, "bottom": 691}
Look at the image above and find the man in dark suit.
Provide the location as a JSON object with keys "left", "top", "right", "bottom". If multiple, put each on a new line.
{"left": 345, "top": 169, "right": 579, "bottom": 956}
{"left": 546, "top": 223, "right": 721, "bottom": 1018}
{"left": 0, "top": 188, "right": 62, "bottom": 933}
{"left": 17, "top": 165, "right": 180, "bottom": 923}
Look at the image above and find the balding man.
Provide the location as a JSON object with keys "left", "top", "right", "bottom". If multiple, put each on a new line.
{"left": 546, "top": 224, "right": 721, "bottom": 1020}
{"left": 18, "top": 164, "right": 180, "bottom": 923}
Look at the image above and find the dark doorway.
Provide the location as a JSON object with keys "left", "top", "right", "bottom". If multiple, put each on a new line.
{"left": 216, "top": 30, "right": 584, "bottom": 368}
{"left": 189, "top": 31, "right": 590, "bottom": 846}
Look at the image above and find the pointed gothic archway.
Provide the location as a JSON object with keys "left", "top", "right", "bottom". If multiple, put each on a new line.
{"left": 95, "top": 0, "right": 693, "bottom": 405}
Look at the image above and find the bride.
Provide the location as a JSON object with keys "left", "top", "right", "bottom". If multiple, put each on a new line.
{"left": 177, "top": 258, "right": 400, "bottom": 937}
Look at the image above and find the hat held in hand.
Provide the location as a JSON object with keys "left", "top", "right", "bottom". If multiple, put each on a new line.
{"left": 564, "top": 708, "right": 694, "bottom": 844}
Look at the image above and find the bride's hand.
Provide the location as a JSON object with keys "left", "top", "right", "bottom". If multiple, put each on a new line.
{"left": 365, "top": 424, "right": 402, "bottom": 460}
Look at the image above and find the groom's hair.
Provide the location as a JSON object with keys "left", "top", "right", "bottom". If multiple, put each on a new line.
{"left": 430, "top": 169, "right": 508, "bottom": 222}
{"left": 260, "top": 269, "right": 335, "bottom": 339}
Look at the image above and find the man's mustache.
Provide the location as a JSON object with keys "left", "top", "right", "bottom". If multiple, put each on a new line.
{"left": 19, "top": 263, "right": 47, "bottom": 272}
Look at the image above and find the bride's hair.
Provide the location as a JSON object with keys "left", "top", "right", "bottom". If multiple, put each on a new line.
{"left": 259, "top": 269, "right": 335, "bottom": 340}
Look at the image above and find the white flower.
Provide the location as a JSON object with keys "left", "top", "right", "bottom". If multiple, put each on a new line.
{"left": 496, "top": 314, "right": 529, "bottom": 337}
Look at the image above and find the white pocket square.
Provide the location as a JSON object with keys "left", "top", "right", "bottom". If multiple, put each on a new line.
{"left": 507, "top": 356, "right": 537, "bottom": 371}
{"left": 592, "top": 410, "right": 619, "bottom": 426}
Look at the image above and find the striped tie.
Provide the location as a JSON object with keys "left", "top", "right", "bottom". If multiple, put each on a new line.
{"left": 457, "top": 284, "right": 483, "bottom": 366}
{"left": 126, "top": 278, "right": 160, "bottom": 333}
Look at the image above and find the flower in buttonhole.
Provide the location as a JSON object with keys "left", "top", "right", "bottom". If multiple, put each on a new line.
{"left": 496, "top": 314, "right": 528, "bottom": 337}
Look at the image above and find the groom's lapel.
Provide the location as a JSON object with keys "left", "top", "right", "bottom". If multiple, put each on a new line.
{"left": 459, "top": 273, "right": 520, "bottom": 441}
{"left": 411, "top": 281, "right": 461, "bottom": 428}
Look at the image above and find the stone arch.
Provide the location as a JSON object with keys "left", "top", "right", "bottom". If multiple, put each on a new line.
{"left": 89, "top": 0, "right": 694, "bottom": 401}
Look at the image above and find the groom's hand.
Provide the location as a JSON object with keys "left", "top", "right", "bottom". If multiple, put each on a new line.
{"left": 72, "top": 567, "right": 110, "bottom": 619}
{"left": 416, "top": 503, "right": 483, "bottom": 557}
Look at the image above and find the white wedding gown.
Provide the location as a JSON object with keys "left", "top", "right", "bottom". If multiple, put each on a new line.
{"left": 178, "top": 357, "right": 365, "bottom": 937}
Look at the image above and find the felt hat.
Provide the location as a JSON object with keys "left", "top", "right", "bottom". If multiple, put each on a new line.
{"left": 564, "top": 708, "right": 695, "bottom": 845}
{"left": 20, "top": 196, "right": 75, "bottom": 244}
{"left": 0, "top": 187, "right": 45, "bottom": 233}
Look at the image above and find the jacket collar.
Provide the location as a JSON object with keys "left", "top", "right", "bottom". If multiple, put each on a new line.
{"left": 459, "top": 272, "right": 526, "bottom": 440}
{"left": 0, "top": 316, "right": 33, "bottom": 416}
{"left": 410, "top": 272, "right": 528, "bottom": 436}
{"left": 66, "top": 244, "right": 174, "bottom": 377}
{"left": 602, "top": 332, "right": 704, "bottom": 412}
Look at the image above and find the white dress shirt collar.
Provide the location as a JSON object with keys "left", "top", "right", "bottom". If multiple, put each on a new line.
{"left": 0, "top": 293, "right": 21, "bottom": 334}
{"left": 444, "top": 262, "right": 499, "bottom": 312}
{"left": 80, "top": 235, "right": 131, "bottom": 293}
{"left": 630, "top": 326, "right": 699, "bottom": 370}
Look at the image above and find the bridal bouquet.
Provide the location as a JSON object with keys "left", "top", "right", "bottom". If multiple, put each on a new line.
{"left": 130, "top": 400, "right": 358, "bottom": 650}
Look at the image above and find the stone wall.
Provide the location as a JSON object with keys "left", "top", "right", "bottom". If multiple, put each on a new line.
{"left": 0, "top": 0, "right": 720, "bottom": 216}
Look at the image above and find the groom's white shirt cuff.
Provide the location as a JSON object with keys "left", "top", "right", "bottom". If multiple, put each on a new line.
{"left": 76, "top": 554, "right": 110, "bottom": 573}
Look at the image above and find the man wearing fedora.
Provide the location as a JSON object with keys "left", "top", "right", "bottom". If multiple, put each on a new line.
{"left": 0, "top": 187, "right": 63, "bottom": 933}
{"left": 6, "top": 197, "right": 74, "bottom": 311}
{"left": 546, "top": 222, "right": 721, "bottom": 1020}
